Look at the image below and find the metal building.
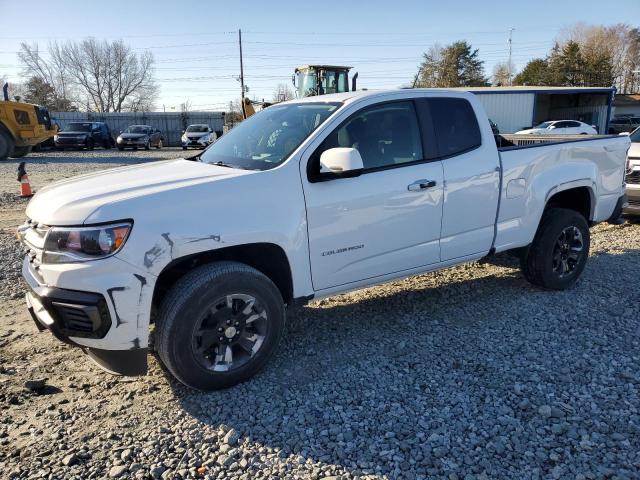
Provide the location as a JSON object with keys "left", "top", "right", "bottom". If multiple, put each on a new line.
{"left": 50, "top": 111, "right": 225, "bottom": 147}
{"left": 459, "top": 87, "right": 615, "bottom": 134}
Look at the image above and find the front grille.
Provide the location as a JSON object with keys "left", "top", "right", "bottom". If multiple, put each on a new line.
{"left": 18, "top": 218, "right": 49, "bottom": 268}
{"left": 627, "top": 171, "right": 640, "bottom": 185}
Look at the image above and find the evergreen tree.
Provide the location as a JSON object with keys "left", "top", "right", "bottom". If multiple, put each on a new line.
{"left": 418, "top": 41, "right": 488, "bottom": 87}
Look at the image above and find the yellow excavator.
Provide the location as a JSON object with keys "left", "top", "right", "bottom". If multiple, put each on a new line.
{"left": 241, "top": 65, "right": 357, "bottom": 120}
{"left": 0, "top": 83, "right": 58, "bottom": 160}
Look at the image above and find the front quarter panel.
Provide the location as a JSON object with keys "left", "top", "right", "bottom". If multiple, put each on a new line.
{"left": 103, "top": 162, "right": 312, "bottom": 300}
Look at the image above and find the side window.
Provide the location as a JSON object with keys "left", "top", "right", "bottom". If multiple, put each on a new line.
{"left": 319, "top": 101, "right": 423, "bottom": 171}
{"left": 566, "top": 121, "right": 581, "bottom": 128}
{"left": 428, "top": 98, "right": 481, "bottom": 157}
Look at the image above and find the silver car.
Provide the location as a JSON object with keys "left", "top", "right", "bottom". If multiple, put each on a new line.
{"left": 624, "top": 127, "right": 640, "bottom": 215}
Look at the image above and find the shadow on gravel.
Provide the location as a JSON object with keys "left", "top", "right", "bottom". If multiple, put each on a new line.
{"left": 159, "top": 247, "right": 639, "bottom": 477}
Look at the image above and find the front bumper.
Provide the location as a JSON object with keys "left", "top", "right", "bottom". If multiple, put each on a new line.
{"left": 55, "top": 137, "right": 87, "bottom": 147}
{"left": 182, "top": 137, "right": 208, "bottom": 147}
{"left": 624, "top": 185, "right": 640, "bottom": 215}
{"left": 118, "top": 138, "right": 147, "bottom": 148}
{"left": 21, "top": 256, "right": 151, "bottom": 376}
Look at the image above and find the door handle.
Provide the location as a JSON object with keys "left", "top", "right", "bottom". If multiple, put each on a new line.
{"left": 407, "top": 179, "right": 437, "bottom": 191}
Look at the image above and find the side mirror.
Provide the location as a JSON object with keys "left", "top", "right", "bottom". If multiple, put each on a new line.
{"left": 319, "top": 147, "right": 364, "bottom": 178}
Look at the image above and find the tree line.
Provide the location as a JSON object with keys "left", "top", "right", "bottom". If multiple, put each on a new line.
{"left": 415, "top": 23, "right": 640, "bottom": 94}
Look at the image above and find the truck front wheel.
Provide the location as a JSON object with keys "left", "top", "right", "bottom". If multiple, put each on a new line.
{"left": 156, "top": 261, "right": 285, "bottom": 390}
{"left": 520, "top": 208, "right": 590, "bottom": 290}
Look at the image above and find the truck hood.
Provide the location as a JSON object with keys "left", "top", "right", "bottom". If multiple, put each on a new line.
{"left": 26, "top": 159, "right": 250, "bottom": 225}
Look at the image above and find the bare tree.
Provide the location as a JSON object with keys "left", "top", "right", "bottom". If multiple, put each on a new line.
{"left": 272, "top": 83, "right": 294, "bottom": 102}
{"left": 18, "top": 43, "right": 75, "bottom": 107}
{"left": 19, "top": 39, "right": 157, "bottom": 112}
{"left": 492, "top": 62, "right": 514, "bottom": 86}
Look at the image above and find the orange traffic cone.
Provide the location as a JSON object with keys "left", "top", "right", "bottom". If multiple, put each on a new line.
{"left": 17, "top": 162, "right": 34, "bottom": 198}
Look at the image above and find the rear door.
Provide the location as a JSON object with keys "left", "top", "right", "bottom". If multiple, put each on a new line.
{"left": 425, "top": 97, "right": 501, "bottom": 261}
{"left": 302, "top": 99, "right": 444, "bottom": 291}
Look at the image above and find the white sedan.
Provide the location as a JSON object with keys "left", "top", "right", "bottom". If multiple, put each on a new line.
{"left": 515, "top": 120, "right": 597, "bottom": 135}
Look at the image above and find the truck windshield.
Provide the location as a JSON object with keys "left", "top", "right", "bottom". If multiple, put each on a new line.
{"left": 187, "top": 125, "right": 209, "bottom": 132}
{"left": 125, "top": 126, "right": 150, "bottom": 134}
{"left": 199, "top": 102, "right": 342, "bottom": 170}
{"left": 630, "top": 128, "right": 640, "bottom": 143}
{"left": 63, "top": 122, "right": 92, "bottom": 132}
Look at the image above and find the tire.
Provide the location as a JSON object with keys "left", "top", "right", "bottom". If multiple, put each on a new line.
{"left": 156, "top": 261, "right": 285, "bottom": 390}
{"left": 520, "top": 208, "right": 590, "bottom": 290}
{"left": 182, "top": 146, "right": 187, "bottom": 150}
{"left": 0, "top": 130, "right": 15, "bottom": 160}
{"left": 117, "top": 146, "right": 124, "bottom": 151}
{"left": 144, "top": 141, "right": 150, "bottom": 151}
{"left": 156, "top": 139, "right": 163, "bottom": 149}
{"left": 9, "top": 145, "right": 31, "bottom": 158}
{"left": 86, "top": 139, "right": 94, "bottom": 150}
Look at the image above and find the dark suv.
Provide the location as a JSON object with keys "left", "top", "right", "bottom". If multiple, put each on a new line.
{"left": 54, "top": 122, "right": 114, "bottom": 150}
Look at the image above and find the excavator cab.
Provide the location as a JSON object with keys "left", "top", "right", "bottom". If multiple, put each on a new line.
{"left": 293, "top": 65, "right": 357, "bottom": 98}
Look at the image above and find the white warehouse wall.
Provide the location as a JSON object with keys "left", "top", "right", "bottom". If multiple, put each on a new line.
{"left": 473, "top": 93, "right": 535, "bottom": 134}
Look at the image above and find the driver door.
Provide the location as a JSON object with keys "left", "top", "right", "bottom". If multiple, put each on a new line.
{"left": 301, "top": 100, "right": 443, "bottom": 291}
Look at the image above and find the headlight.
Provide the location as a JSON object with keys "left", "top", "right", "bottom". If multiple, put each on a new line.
{"left": 117, "top": 137, "right": 123, "bottom": 143}
{"left": 181, "top": 134, "right": 188, "bottom": 142}
{"left": 42, "top": 222, "right": 132, "bottom": 264}
{"left": 54, "top": 134, "right": 59, "bottom": 141}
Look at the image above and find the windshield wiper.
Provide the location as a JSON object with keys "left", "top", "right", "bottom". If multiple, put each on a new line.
{"left": 212, "top": 161, "right": 237, "bottom": 168}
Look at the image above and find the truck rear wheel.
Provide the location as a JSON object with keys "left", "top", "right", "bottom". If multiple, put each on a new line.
{"left": 520, "top": 208, "right": 590, "bottom": 290}
{"left": 10, "top": 145, "right": 32, "bottom": 158}
{"left": 156, "top": 261, "right": 285, "bottom": 390}
{"left": 0, "top": 130, "right": 15, "bottom": 160}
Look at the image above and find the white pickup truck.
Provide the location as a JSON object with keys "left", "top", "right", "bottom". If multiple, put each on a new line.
{"left": 18, "top": 89, "right": 630, "bottom": 390}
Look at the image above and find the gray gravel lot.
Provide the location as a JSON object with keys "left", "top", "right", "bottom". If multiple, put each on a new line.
{"left": 1, "top": 149, "right": 639, "bottom": 479}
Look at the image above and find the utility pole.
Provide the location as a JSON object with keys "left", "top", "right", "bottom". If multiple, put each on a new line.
{"left": 239, "top": 29, "right": 245, "bottom": 118}
{"left": 508, "top": 27, "right": 515, "bottom": 86}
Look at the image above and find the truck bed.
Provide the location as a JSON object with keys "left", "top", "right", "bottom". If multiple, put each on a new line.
{"left": 493, "top": 134, "right": 630, "bottom": 253}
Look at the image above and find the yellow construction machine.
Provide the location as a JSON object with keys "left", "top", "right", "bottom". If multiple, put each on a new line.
{"left": 240, "top": 65, "right": 357, "bottom": 120}
{"left": 0, "top": 83, "right": 58, "bottom": 160}
{"left": 292, "top": 65, "right": 357, "bottom": 98}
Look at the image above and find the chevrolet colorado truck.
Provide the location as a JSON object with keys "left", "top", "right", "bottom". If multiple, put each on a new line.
{"left": 18, "top": 89, "right": 630, "bottom": 390}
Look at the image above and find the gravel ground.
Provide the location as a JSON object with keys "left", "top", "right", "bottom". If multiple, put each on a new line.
{"left": 1, "top": 149, "right": 640, "bottom": 479}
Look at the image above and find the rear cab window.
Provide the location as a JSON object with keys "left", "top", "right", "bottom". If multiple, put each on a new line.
{"left": 425, "top": 97, "right": 481, "bottom": 157}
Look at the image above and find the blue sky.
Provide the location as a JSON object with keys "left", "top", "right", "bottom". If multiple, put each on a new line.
{"left": 1, "top": 0, "right": 638, "bottom": 111}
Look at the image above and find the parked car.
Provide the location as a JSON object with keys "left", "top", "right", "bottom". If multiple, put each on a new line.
{"left": 609, "top": 116, "right": 640, "bottom": 135}
{"left": 117, "top": 125, "right": 163, "bottom": 150}
{"left": 515, "top": 120, "right": 597, "bottom": 135}
{"left": 54, "top": 122, "right": 114, "bottom": 150}
{"left": 18, "top": 89, "right": 629, "bottom": 390}
{"left": 624, "top": 127, "right": 640, "bottom": 215}
{"left": 181, "top": 124, "right": 217, "bottom": 149}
